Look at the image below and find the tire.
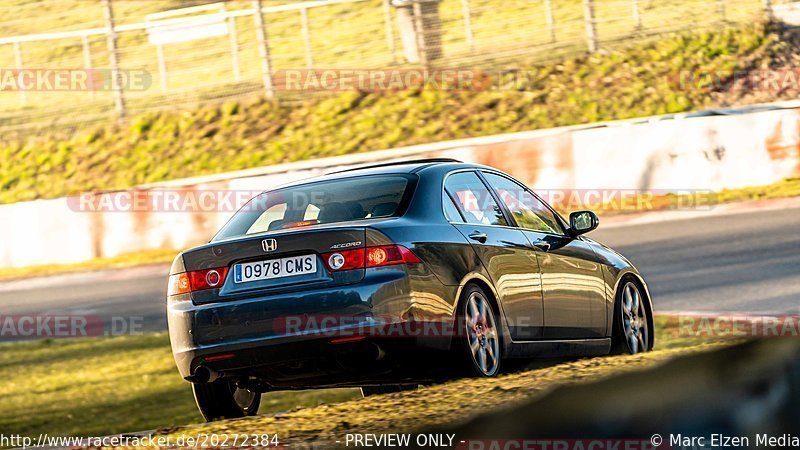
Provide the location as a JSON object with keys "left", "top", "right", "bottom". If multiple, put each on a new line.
{"left": 360, "top": 384, "right": 418, "bottom": 397}
{"left": 456, "top": 284, "right": 502, "bottom": 377}
{"left": 192, "top": 379, "right": 261, "bottom": 422}
{"left": 611, "top": 278, "right": 652, "bottom": 355}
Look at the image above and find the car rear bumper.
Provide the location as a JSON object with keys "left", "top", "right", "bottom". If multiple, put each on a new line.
{"left": 167, "top": 266, "right": 458, "bottom": 385}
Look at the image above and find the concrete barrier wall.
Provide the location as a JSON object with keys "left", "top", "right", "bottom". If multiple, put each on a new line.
{"left": 1, "top": 107, "right": 799, "bottom": 269}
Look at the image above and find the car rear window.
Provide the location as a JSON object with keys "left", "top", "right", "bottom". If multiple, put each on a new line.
{"left": 213, "top": 175, "right": 413, "bottom": 241}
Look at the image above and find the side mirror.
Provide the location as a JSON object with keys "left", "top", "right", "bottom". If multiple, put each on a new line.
{"left": 569, "top": 211, "right": 598, "bottom": 236}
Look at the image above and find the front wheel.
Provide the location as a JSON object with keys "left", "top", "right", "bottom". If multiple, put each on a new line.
{"left": 192, "top": 379, "right": 261, "bottom": 422}
{"left": 457, "top": 285, "right": 502, "bottom": 377}
{"left": 612, "top": 279, "right": 652, "bottom": 355}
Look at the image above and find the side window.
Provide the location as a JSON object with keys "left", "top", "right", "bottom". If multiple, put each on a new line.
{"left": 444, "top": 172, "right": 508, "bottom": 226}
{"left": 443, "top": 191, "right": 463, "bottom": 222}
{"left": 482, "top": 172, "right": 563, "bottom": 234}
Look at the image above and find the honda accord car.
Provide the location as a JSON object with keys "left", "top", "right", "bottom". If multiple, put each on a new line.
{"left": 167, "top": 158, "right": 654, "bottom": 420}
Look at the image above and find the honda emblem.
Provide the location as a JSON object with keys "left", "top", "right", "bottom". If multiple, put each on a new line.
{"left": 261, "top": 238, "right": 278, "bottom": 252}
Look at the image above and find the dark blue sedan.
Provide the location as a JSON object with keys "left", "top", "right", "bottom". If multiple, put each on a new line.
{"left": 167, "top": 159, "right": 654, "bottom": 421}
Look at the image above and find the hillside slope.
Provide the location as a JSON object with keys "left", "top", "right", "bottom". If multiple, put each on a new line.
{"left": 2, "top": 22, "right": 796, "bottom": 204}
{"left": 0, "top": 0, "right": 760, "bottom": 130}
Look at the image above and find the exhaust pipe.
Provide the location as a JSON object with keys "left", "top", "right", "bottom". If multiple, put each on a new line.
{"left": 189, "top": 365, "right": 222, "bottom": 383}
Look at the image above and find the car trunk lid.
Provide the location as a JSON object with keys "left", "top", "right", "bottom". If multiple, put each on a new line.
{"left": 183, "top": 226, "right": 366, "bottom": 304}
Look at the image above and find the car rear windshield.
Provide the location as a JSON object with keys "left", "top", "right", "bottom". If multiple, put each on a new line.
{"left": 213, "top": 175, "right": 413, "bottom": 241}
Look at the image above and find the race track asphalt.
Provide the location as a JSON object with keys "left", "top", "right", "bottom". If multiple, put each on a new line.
{"left": 1, "top": 205, "right": 797, "bottom": 335}
{"left": 592, "top": 205, "right": 800, "bottom": 315}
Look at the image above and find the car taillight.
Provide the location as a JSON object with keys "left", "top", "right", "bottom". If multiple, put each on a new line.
{"left": 167, "top": 267, "right": 229, "bottom": 296}
{"left": 168, "top": 273, "right": 191, "bottom": 296}
{"left": 324, "top": 248, "right": 366, "bottom": 272}
{"left": 322, "top": 245, "right": 420, "bottom": 272}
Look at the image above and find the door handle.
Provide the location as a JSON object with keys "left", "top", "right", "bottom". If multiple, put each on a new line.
{"left": 468, "top": 232, "right": 488, "bottom": 243}
{"left": 533, "top": 240, "right": 551, "bottom": 252}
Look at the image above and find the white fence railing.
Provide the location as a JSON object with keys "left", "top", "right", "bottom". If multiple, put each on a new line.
{"left": 0, "top": 0, "right": 766, "bottom": 135}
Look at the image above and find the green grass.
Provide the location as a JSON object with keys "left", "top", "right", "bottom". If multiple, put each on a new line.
{"left": 714, "top": 177, "right": 800, "bottom": 203}
{"left": 0, "top": 248, "right": 178, "bottom": 281}
{"left": 0, "top": 333, "right": 361, "bottom": 439}
{"left": 163, "top": 345, "right": 727, "bottom": 446}
{"left": 0, "top": 22, "right": 786, "bottom": 205}
{"left": 0, "top": 316, "right": 723, "bottom": 440}
{"left": 161, "top": 317, "right": 731, "bottom": 446}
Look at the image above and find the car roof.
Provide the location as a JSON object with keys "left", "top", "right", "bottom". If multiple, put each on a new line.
{"left": 326, "top": 158, "right": 464, "bottom": 175}
{"left": 267, "top": 158, "right": 473, "bottom": 191}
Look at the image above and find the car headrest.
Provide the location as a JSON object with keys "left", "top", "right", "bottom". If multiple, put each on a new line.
{"left": 267, "top": 220, "right": 286, "bottom": 231}
{"left": 318, "top": 202, "right": 351, "bottom": 222}
{"left": 343, "top": 201, "right": 366, "bottom": 219}
{"left": 370, "top": 202, "right": 398, "bottom": 217}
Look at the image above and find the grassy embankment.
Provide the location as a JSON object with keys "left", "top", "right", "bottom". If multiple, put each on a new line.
{"left": 0, "top": 316, "right": 730, "bottom": 442}
{"left": 0, "top": 0, "right": 760, "bottom": 124}
{"left": 1, "top": 20, "right": 787, "bottom": 206}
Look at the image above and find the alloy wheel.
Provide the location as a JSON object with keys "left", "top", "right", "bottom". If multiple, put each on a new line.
{"left": 621, "top": 281, "right": 649, "bottom": 354}
{"left": 465, "top": 290, "right": 500, "bottom": 376}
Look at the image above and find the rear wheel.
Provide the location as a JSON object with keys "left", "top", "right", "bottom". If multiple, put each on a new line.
{"left": 192, "top": 379, "right": 261, "bottom": 422}
{"left": 612, "top": 279, "right": 651, "bottom": 355}
{"left": 457, "top": 285, "right": 501, "bottom": 377}
{"left": 360, "top": 384, "right": 418, "bottom": 397}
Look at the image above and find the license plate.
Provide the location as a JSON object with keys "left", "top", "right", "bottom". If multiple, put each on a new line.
{"left": 233, "top": 255, "right": 317, "bottom": 284}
